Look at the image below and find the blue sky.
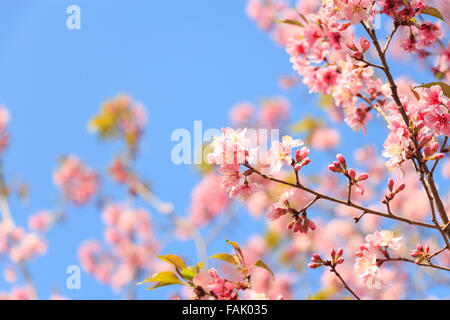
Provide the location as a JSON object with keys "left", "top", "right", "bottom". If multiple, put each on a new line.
{"left": 0, "top": 1, "right": 446, "bottom": 299}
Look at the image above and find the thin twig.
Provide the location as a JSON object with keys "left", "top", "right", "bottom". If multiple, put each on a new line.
{"left": 378, "top": 257, "right": 450, "bottom": 272}
{"left": 243, "top": 163, "right": 438, "bottom": 230}
{"left": 330, "top": 265, "right": 361, "bottom": 300}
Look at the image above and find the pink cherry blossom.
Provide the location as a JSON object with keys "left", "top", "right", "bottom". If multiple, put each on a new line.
{"left": 53, "top": 156, "right": 99, "bottom": 205}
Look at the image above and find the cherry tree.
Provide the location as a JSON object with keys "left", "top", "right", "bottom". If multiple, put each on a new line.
{"left": 0, "top": 0, "right": 449, "bottom": 300}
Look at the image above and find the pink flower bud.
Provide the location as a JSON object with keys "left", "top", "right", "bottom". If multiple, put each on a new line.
{"left": 346, "top": 41, "right": 358, "bottom": 51}
{"left": 388, "top": 178, "right": 394, "bottom": 192}
{"left": 348, "top": 168, "right": 356, "bottom": 180}
{"left": 360, "top": 36, "right": 370, "bottom": 52}
{"left": 358, "top": 173, "right": 369, "bottom": 181}
{"left": 294, "top": 163, "right": 302, "bottom": 171}
{"left": 424, "top": 140, "right": 439, "bottom": 157}
{"left": 296, "top": 147, "right": 310, "bottom": 162}
{"left": 351, "top": 51, "right": 362, "bottom": 59}
{"left": 287, "top": 220, "right": 296, "bottom": 230}
{"left": 307, "top": 219, "right": 316, "bottom": 231}
{"left": 336, "top": 257, "right": 344, "bottom": 264}
{"left": 336, "top": 154, "right": 346, "bottom": 168}
{"left": 330, "top": 248, "right": 336, "bottom": 259}
{"left": 395, "top": 183, "right": 406, "bottom": 193}
{"left": 308, "top": 262, "right": 321, "bottom": 269}
{"left": 328, "top": 164, "right": 340, "bottom": 173}
{"left": 338, "top": 22, "right": 351, "bottom": 31}
{"left": 432, "top": 153, "right": 445, "bottom": 160}
{"left": 312, "top": 254, "right": 322, "bottom": 263}
{"left": 337, "top": 248, "right": 344, "bottom": 257}
{"left": 302, "top": 158, "right": 311, "bottom": 167}
{"left": 295, "top": 150, "right": 302, "bottom": 162}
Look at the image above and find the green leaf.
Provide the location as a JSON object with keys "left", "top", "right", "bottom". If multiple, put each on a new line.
{"left": 138, "top": 271, "right": 183, "bottom": 285}
{"left": 181, "top": 267, "right": 196, "bottom": 281}
{"left": 275, "top": 19, "right": 304, "bottom": 28}
{"left": 254, "top": 259, "right": 275, "bottom": 280}
{"left": 157, "top": 254, "right": 186, "bottom": 271}
{"left": 421, "top": 6, "right": 446, "bottom": 22}
{"left": 415, "top": 82, "right": 450, "bottom": 98}
{"left": 210, "top": 253, "right": 239, "bottom": 266}
{"left": 225, "top": 238, "right": 241, "bottom": 252}
{"left": 145, "top": 281, "right": 181, "bottom": 290}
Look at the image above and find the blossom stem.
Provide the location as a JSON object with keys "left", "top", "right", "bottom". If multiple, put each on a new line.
{"left": 377, "top": 257, "right": 450, "bottom": 272}
{"left": 361, "top": 21, "right": 450, "bottom": 243}
{"left": 330, "top": 265, "right": 361, "bottom": 300}
{"left": 427, "top": 246, "right": 448, "bottom": 261}
{"left": 243, "top": 163, "right": 437, "bottom": 230}
{"left": 357, "top": 93, "right": 390, "bottom": 124}
{"left": 430, "top": 137, "right": 448, "bottom": 174}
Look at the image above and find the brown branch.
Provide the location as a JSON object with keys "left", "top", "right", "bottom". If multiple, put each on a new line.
{"left": 361, "top": 21, "right": 450, "bottom": 243}
{"left": 430, "top": 137, "right": 448, "bottom": 174}
{"left": 383, "top": 23, "right": 399, "bottom": 54}
{"left": 378, "top": 257, "right": 450, "bottom": 272}
{"left": 427, "top": 246, "right": 448, "bottom": 261}
{"left": 330, "top": 265, "right": 361, "bottom": 300}
{"left": 357, "top": 93, "right": 390, "bottom": 124}
{"left": 243, "top": 163, "right": 438, "bottom": 230}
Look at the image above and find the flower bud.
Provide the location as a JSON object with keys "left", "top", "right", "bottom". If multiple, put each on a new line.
{"left": 302, "top": 158, "right": 311, "bottom": 167}
{"left": 330, "top": 248, "right": 336, "bottom": 259}
{"left": 424, "top": 140, "right": 439, "bottom": 157}
{"left": 296, "top": 147, "right": 310, "bottom": 162}
{"left": 346, "top": 40, "right": 358, "bottom": 51}
{"left": 307, "top": 219, "right": 316, "bottom": 231}
{"left": 308, "top": 262, "right": 321, "bottom": 269}
{"left": 395, "top": 183, "right": 406, "bottom": 193}
{"left": 336, "top": 154, "right": 346, "bottom": 168}
{"left": 431, "top": 153, "right": 445, "bottom": 160}
{"left": 348, "top": 168, "right": 356, "bottom": 180}
{"left": 287, "top": 220, "right": 296, "bottom": 230}
{"left": 358, "top": 173, "right": 369, "bottom": 181}
{"left": 360, "top": 36, "right": 370, "bottom": 52}
{"left": 328, "top": 164, "right": 340, "bottom": 173}
{"left": 388, "top": 178, "right": 394, "bottom": 192}
{"left": 338, "top": 22, "right": 351, "bottom": 31}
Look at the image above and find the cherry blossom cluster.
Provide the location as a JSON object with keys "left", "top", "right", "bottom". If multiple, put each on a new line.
{"left": 247, "top": 0, "right": 449, "bottom": 173}
{"left": 267, "top": 188, "right": 316, "bottom": 234}
{"left": 0, "top": 219, "right": 48, "bottom": 298}
{"left": 0, "top": 221, "right": 47, "bottom": 264}
{"left": 53, "top": 155, "right": 99, "bottom": 205}
{"left": 354, "top": 230, "right": 402, "bottom": 289}
{"left": 383, "top": 178, "right": 405, "bottom": 205}
{"left": 382, "top": 85, "right": 449, "bottom": 170}
{"left": 410, "top": 244, "right": 430, "bottom": 264}
{"left": 308, "top": 248, "right": 344, "bottom": 269}
{"left": 328, "top": 153, "right": 369, "bottom": 196}
{"left": 79, "top": 203, "right": 158, "bottom": 291}
{"left": 206, "top": 128, "right": 321, "bottom": 233}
